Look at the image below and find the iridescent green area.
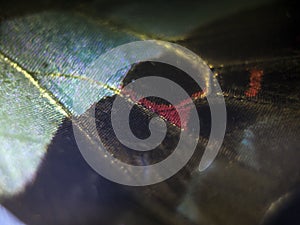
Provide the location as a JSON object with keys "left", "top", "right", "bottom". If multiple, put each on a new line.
{"left": 0, "top": 57, "right": 64, "bottom": 196}
{"left": 0, "top": 11, "right": 142, "bottom": 196}
{"left": 0, "top": 11, "right": 138, "bottom": 115}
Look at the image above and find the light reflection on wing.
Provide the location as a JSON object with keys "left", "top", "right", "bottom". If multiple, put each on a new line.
{"left": 0, "top": 205, "right": 26, "bottom": 225}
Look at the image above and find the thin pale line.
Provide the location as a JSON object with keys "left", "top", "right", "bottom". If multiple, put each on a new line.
{"left": 0, "top": 51, "right": 71, "bottom": 118}
{"left": 74, "top": 11, "right": 186, "bottom": 42}
{"left": 34, "top": 72, "right": 121, "bottom": 95}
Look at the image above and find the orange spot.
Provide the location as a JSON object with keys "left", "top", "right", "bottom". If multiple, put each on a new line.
{"left": 245, "top": 69, "right": 264, "bottom": 97}
{"left": 122, "top": 89, "right": 206, "bottom": 129}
